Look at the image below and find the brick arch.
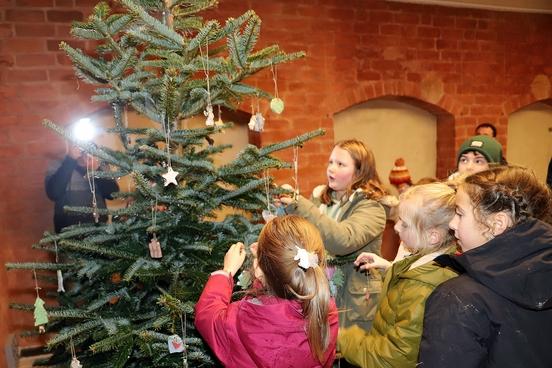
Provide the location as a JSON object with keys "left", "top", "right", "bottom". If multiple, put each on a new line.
{"left": 503, "top": 95, "right": 552, "bottom": 115}
{"left": 331, "top": 87, "right": 457, "bottom": 179}
{"left": 331, "top": 80, "right": 465, "bottom": 118}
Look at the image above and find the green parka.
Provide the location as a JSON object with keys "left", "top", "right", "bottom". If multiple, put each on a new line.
{"left": 285, "top": 186, "right": 387, "bottom": 330}
{"left": 338, "top": 247, "right": 458, "bottom": 368}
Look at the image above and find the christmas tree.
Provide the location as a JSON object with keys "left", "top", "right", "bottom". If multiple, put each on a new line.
{"left": 6, "top": 0, "right": 323, "bottom": 366}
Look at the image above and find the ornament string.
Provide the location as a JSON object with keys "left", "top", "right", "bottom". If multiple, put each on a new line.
{"left": 86, "top": 154, "right": 98, "bottom": 223}
{"left": 271, "top": 63, "right": 279, "bottom": 99}
{"left": 292, "top": 146, "right": 299, "bottom": 200}
{"left": 180, "top": 313, "right": 188, "bottom": 367}
{"left": 151, "top": 197, "right": 158, "bottom": 231}
{"left": 198, "top": 39, "right": 212, "bottom": 106}
{"left": 263, "top": 169, "right": 272, "bottom": 215}
{"left": 162, "top": 114, "right": 172, "bottom": 168}
{"left": 70, "top": 338, "right": 76, "bottom": 359}
{"left": 33, "top": 269, "right": 40, "bottom": 298}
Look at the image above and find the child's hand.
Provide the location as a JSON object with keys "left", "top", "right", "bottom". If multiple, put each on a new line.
{"left": 275, "top": 184, "right": 295, "bottom": 206}
{"left": 250, "top": 242, "right": 258, "bottom": 258}
{"left": 249, "top": 242, "right": 265, "bottom": 283}
{"left": 223, "top": 242, "right": 246, "bottom": 276}
{"left": 354, "top": 252, "right": 391, "bottom": 271}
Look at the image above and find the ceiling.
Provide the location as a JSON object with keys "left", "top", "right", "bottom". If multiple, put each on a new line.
{"left": 386, "top": 0, "right": 552, "bottom": 14}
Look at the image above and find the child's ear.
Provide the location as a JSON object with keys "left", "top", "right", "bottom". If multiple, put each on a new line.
{"left": 490, "top": 211, "right": 513, "bottom": 236}
{"left": 427, "top": 228, "right": 442, "bottom": 246}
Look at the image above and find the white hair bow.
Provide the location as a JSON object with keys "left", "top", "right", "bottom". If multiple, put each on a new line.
{"left": 294, "top": 246, "right": 319, "bottom": 270}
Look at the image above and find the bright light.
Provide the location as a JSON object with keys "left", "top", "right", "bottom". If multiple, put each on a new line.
{"left": 71, "top": 118, "right": 96, "bottom": 142}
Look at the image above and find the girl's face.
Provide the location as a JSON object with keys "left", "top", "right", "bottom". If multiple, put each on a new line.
{"left": 394, "top": 200, "right": 421, "bottom": 252}
{"left": 449, "top": 187, "right": 489, "bottom": 252}
{"left": 457, "top": 151, "right": 489, "bottom": 175}
{"left": 327, "top": 146, "right": 356, "bottom": 196}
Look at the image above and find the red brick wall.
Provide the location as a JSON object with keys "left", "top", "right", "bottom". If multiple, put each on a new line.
{"left": 2, "top": 0, "right": 552, "bottom": 361}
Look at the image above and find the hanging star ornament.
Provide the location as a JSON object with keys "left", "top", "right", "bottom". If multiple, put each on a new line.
{"left": 162, "top": 166, "right": 179, "bottom": 186}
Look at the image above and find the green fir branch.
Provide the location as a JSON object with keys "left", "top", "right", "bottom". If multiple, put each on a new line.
{"left": 121, "top": 0, "right": 184, "bottom": 46}
{"left": 60, "top": 239, "right": 140, "bottom": 260}
{"left": 216, "top": 178, "right": 265, "bottom": 203}
{"left": 47, "top": 319, "right": 105, "bottom": 348}
{"left": 5, "top": 262, "right": 73, "bottom": 271}
{"left": 86, "top": 288, "right": 130, "bottom": 312}
{"left": 60, "top": 42, "right": 109, "bottom": 83}
{"left": 240, "top": 13, "right": 261, "bottom": 57}
{"left": 259, "top": 128, "right": 325, "bottom": 156}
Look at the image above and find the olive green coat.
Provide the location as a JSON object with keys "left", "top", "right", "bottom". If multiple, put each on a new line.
{"left": 285, "top": 186, "right": 387, "bottom": 330}
{"left": 338, "top": 248, "right": 458, "bottom": 368}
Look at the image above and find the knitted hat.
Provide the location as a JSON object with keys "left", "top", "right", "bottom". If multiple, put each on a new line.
{"left": 457, "top": 135, "right": 503, "bottom": 164}
{"left": 389, "top": 158, "right": 412, "bottom": 187}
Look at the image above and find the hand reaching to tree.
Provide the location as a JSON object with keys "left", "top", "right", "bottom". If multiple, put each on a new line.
{"left": 354, "top": 252, "right": 391, "bottom": 271}
{"left": 223, "top": 242, "right": 246, "bottom": 277}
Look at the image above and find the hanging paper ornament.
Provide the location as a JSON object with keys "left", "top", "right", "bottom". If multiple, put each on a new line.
{"left": 57, "top": 269, "right": 65, "bottom": 292}
{"left": 34, "top": 296, "right": 48, "bottom": 333}
{"left": 261, "top": 209, "right": 277, "bottom": 223}
{"left": 270, "top": 98, "right": 285, "bottom": 114}
{"left": 248, "top": 112, "right": 265, "bottom": 132}
{"left": 149, "top": 234, "right": 162, "bottom": 259}
{"left": 162, "top": 166, "right": 179, "bottom": 187}
{"left": 92, "top": 208, "right": 99, "bottom": 223}
{"left": 237, "top": 270, "right": 253, "bottom": 289}
{"left": 204, "top": 104, "right": 215, "bottom": 127}
{"left": 168, "top": 335, "right": 185, "bottom": 353}
{"left": 70, "top": 357, "right": 82, "bottom": 368}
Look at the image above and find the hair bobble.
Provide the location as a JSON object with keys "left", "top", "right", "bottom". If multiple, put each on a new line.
{"left": 294, "top": 246, "right": 319, "bottom": 270}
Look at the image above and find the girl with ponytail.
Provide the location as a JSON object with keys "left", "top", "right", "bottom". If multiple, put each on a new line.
{"left": 195, "top": 215, "right": 338, "bottom": 367}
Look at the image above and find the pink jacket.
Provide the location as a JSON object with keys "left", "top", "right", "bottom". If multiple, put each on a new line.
{"left": 195, "top": 273, "right": 338, "bottom": 367}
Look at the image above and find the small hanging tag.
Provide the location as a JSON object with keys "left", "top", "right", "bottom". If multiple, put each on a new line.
{"left": 168, "top": 335, "right": 185, "bottom": 353}
{"left": 162, "top": 166, "right": 179, "bottom": 187}
{"left": 248, "top": 112, "right": 265, "bottom": 132}
{"left": 261, "top": 209, "right": 276, "bottom": 223}
{"left": 204, "top": 105, "right": 215, "bottom": 127}
{"left": 248, "top": 115, "right": 256, "bottom": 131}
{"left": 70, "top": 357, "right": 82, "bottom": 368}
{"left": 34, "top": 296, "right": 48, "bottom": 333}
{"left": 270, "top": 98, "right": 285, "bottom": 114}
{"left": 149, "top": 235, "right": 162, "bottom": 259}
{"left": 57, "top": 270, "right": 65, "bottom": 293}
{"left": 92, "top": 208, "right": 100, "bottom": 223}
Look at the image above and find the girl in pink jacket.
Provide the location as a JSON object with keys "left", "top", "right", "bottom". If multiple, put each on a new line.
{"left": 195, "top": 215, "right": 338, "bottom": 367}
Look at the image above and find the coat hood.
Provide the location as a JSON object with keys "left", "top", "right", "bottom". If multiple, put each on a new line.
{"left": 453, "top": 218, "right": 552, "bottom": 311}
{"left": 236, "top": 296, "right": 336, "bottom": 367}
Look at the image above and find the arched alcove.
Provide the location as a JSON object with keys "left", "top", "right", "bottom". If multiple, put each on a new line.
{"left": 507, "top": 100, "right": 552, "bottom": 183}
{"left": 333, "top": 96, "right": 454, "bottom": 193}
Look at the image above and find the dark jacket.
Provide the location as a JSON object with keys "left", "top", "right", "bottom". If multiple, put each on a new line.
{"left": 45, "top": 156, "right": 119, "bottom": 233}
{"left": 419, "top": 218, "right": 552, "bottom": 368}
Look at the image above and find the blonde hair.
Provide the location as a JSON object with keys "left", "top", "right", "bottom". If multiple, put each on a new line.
{"left": 321, "top": 139, "right": 386, "bottom": 205}
{"left": 399, "top": 183, "right": 456, "bottom": 253}
{"left": 257, "top": 215, "right": 331, "bottom": 363}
